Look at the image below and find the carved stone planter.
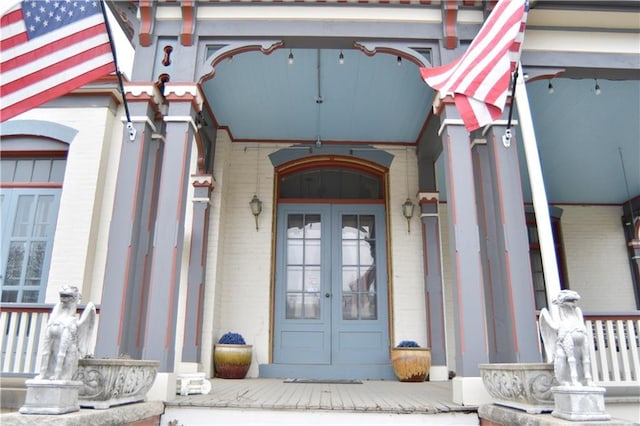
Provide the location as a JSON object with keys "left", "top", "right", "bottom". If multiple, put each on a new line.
{"left": 479, "top": 363, "right": 558, "bottom": 414}
{"left": 214, "top": 344, "right": 253, "bottom": 379}
{"left": 391, "top": 347, "right": 432, "bottom": 382}
{"left": 74, "top": 358, "right": 159, "bottom": 409}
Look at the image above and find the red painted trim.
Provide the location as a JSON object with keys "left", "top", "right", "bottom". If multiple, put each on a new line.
{"left": 0, "top": 183, "right": 62, "bottom": 188}
{"left": 0, "top": 150, "right": 67, "bottom": 157}
{"left": 139, "top": 0, "right": 154, "bottom": 47}
{"left": 181, "top": 1, "right": 195, "bottom": 46}
{"left": 443, "top": 0, "right": 458, "bottom": 50}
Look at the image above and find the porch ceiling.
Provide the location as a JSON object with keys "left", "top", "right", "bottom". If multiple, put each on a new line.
{"left": 202, "top": 48, "right": 639, "bottom": 205}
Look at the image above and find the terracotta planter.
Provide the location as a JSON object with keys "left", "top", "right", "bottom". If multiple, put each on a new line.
{"left": 74, "top": 358, "right": 159, "bottom": 409}
{"left": 391, "top": 347, "right": 431, "bottom": 382}
{"left": 214, "top": 344, "right": 253, "bottom": 379}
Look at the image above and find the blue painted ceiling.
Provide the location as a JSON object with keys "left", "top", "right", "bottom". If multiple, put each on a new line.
{"left": 202, "top": 48, "right": 639, "bottom": 205}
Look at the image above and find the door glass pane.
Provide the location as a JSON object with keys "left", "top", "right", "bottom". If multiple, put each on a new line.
{"left": 287, "top": 266, "right": 303, "bottom": 291}
{"left": 304, "top": 215, "right": 321, "bottom": 238}
{"left": 285, "top": 213, "right": 322, "bottom": 320}
{"left": 341, "top": 214, "right": 377, "bottom": 320}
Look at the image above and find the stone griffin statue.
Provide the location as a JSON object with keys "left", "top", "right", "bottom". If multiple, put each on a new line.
{"left": 35, "top": 286, "right": 96, "bottom": 381}
{"left": 539, "top": 290, "right": 594, "bottom": 387}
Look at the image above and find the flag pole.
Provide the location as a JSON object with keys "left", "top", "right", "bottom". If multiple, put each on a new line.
{"left": 99, "top": 0, "right": 136, "bottom": 141}
{"left": 513, "top": 63, "right": 562, "bottom": 317}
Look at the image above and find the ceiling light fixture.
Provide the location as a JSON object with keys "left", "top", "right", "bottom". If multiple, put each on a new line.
{"left": 594, "top": 79, "right": 601, "bottom": 95}
{"left": 288, "top": 49, "right": 294, "bottom": 65}
{"left": 547, "top": 80, "right": 554, "bottom": 94}
{"left": 397, "top": 56, "right": 402, "bottom": 66}
{"left": 339, "top": 50, "right": 344, "bottom": 65}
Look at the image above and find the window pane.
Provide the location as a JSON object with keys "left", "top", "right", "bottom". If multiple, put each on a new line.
{"left": 304, "top": 239, "right": 321, "bottom": 264}
{"left": 287, "top": 214, "right": 303, "bottom": 238}
{"left": 287, "top": 239, "right": 303, "bottom": 265}
{"left": 50, "top": 160, "right": 66, "bottom": 182}
{"left": 2, "top": 291, "right": 18, "bottom": 302}
{"left": 25, "top": 241, "right": 46, "bottom": 287}
{"left": 343, "top": 294, "right": 357, "bottom": 320}
{"left": 304, "top": 294, "right": 320, "bottom": 319}
{"left": 32, "top": 160, "right": 51, "bottom": 182}
{"left": 286, "top": 266, "right": 303, "bottom": 292}
{"left": 360, "top": 293, "right": 377, "bottom": 320}
{"left": 342, "top": 240, "right": 358, "bottom": 265}
{"left": 279, "top": 168, "right": 382, "bottom": 199}
{"left": 14, "top": 160, "right": 33, "bottom": 182}
{"left": 304, "top": 266, "right": 320, "bottom": 292}
{"left": 342, "top": 267, "right": 358, "bottom": 292}
{"left": 33, "top": 196, "right": 54, "bottom": 237}
{"left": 1, "top": 160, "right": 16, "bottom": 182}
{"left": 5, "top": 242, "right": 26, "bottom": 286}
{"left": 286, "top": 294, "right": 303, "bottom": 319}
{"left": 304, "top": 215, "right": 321, "bottom": 238}
{"left": 12, "top": 195, "right": 34, "bottom": 237}
{"left": 21, "top": 290, "right": 39, "bottom": 303}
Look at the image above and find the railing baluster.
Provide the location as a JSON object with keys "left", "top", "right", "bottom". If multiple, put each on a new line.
{"left": 605, "top": 320, "right": 621, "bottom": 382}
{"left": 586, "top": 320, "right": 599, "bottom": 381}
{"left": 3, "top": 312, "right": 18, "bottom": 372}
{"left": 34, "top": 312, "right": 50, "bottom": 375}
{"left": 14, "top": 312, "right": 29, "bottom": 373}
{"left": 0, "top": 310, "right": 9, "bottom": 360}
{"left": 594, "top": 320, "right": 609, "bottom": 382}
{"left": 629, "top": 320, "right": 640, "bottom": 381}
{"left": 23, "top": 311, "right": 39, "bottom": 374}
{"left": 617, "top": 319, "right": 631, "bottom": 381}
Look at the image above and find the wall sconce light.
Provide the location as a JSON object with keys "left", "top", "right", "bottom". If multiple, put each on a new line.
{"left": 547, "top": 80, "right": 554, "bottom": 94}
{"left": 288, "top": 49, "right": 294, "bottom": 65}
{"left": 594, "top": 79, "right": 601, "bottom": 95}
{"left": 402, "top": 198, "right": 415, "bottom": 233}
{"left": 249, "top": 195, "right": 263, "bottom": 231}
{"left": 338, "top": 50, "right": 344, "bottom": 65}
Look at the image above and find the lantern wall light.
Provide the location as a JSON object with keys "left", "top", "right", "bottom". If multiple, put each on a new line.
{"left": 402, "top": 198, "right": 415, "bottom": 233}
{"left": 250, "top": 195, "right": 263, "bottom": 231}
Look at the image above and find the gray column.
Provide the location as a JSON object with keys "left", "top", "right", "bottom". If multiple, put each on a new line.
{"left": 141, "top": 100, "right": 196, "bottom": 372}
{"left": 482, "top": 124, "right": 541, "bottom": 363}
{"left": 471, "top": 139, "right": 502, "bottom": 362}
{"left": 419, "top": 192, "right": 447, "bottom": 371}
{"left": 96, "top": 91, "right": 164, "bottom": 359}
{"left": 182, "top": 175, "right": 213, "bottom": 363}
{"left": 440, "top": 105, "right": 489, "bottom": 377}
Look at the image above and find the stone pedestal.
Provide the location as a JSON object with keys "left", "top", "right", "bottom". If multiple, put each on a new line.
{"left": 19, "top": 379, "right": 81, "bottom": 415}
{"left": 551, "top": 385, "right": 611, "bottom": 421}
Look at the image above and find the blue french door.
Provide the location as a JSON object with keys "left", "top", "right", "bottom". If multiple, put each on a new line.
{"left": 273, "top": 203, "right": 389, "bottom": 376}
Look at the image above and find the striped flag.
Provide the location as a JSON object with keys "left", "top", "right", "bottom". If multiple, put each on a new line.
{"left": 1, "top": 0, "right": 115, "bottom": 122}
{"left": 420, "top": 0, "right": 528, "bottom": 132}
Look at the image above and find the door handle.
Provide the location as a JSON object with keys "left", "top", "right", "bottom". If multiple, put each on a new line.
{"left": 325, "top": 293, "right": 331, "bottom": 298}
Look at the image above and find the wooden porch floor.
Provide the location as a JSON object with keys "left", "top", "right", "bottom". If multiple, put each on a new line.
{"left": 165, "top": 378, "right": 479, "bottom": 422}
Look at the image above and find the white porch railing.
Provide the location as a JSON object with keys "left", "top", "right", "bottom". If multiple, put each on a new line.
{"left": 585, "top": 312, "right": 640, "bottom": 396}
{"left": 1, "top": 304, "right": 639, "bottom": 389}
{"left": 0, "top": 303, "right": 100, "bottom": 376}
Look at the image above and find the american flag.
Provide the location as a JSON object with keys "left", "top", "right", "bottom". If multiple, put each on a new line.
{"left": 1, "top": 0, "right": 115, "bottom": 122}
{"left": 420, "top": 0, "right": 528, "bottom": 132}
